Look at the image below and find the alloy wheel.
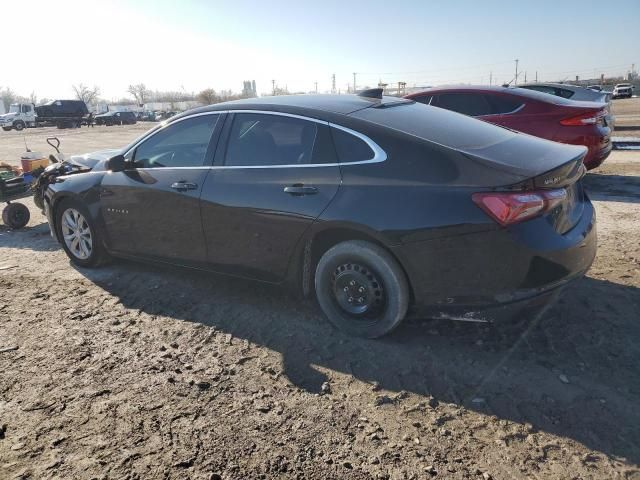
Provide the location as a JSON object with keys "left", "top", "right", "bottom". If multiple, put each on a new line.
{"left": 61, "top": 208, "right": 93, "bottom": 260}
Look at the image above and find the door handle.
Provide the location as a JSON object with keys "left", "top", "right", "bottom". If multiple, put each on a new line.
{"left": 284, "top": 184, "right": 318, "bottom": 196}
{"left": 171, "top": 181, "right": 198, "bottom": 191}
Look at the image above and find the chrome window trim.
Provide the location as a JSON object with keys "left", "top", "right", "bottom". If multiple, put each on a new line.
{"left": 123, "top": 111, "right": 222, "bottom": 158}
{"left": 123, "top": 109, "right": 387, "bottom": 170}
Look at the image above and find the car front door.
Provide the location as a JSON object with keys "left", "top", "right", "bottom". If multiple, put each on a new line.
{"left": 99, "top": 112, "right": 223, "bottom": 263}
{"left": 200, "top": 112, "right": 342, "bottom": 282}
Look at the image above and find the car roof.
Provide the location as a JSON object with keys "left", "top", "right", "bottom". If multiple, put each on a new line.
{"left": 518, "top": 82, "right": 584, "bottom": 92}
{"left": 519, "top": 83, "right": 609, "bottom": 102}
{"left": 172, "top": 94, "right": 413, "bottom": 120}
{"left": 406, "top": 85, "right": 602, "bottom": 107}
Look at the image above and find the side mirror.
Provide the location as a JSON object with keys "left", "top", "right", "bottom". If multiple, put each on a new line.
{"left": 107, "top": 154, "right": 127, "bottom": 172}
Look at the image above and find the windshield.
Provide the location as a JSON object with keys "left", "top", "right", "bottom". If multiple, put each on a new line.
{"left": 9, "top": 104, "right": 20, "bottom": 113}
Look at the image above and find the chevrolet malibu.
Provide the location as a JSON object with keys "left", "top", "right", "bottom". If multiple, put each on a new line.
{"left": 41, "top": 91, "right": 596, "bottom": 338}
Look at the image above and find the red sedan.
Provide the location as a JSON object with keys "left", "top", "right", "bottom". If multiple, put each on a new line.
{"left": 405, "top": 86, "right": 612, "bottom": 169}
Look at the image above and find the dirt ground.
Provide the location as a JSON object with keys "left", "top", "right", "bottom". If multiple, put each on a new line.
{"left": 611, "top": 97, "right": 640, "bottom": 138}
{"left": 1, "top": 130, "right": 640, "bottom": 478}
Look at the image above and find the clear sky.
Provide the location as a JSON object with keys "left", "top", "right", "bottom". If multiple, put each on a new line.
{"left": 2, "top": 0, "right": 638, "bottom": 101}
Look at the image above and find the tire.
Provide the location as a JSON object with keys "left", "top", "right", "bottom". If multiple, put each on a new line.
{"left": 55, "top": 198, "right": 109, "bottom": 268}
{"left": 2, "top": 127, "right": 11, "bottom": 132}
{"left": 314, "top": 240, "right": 409, "bottom": 338}
{"left": 2, "top": 203, "right": 30, "bottom": 229}
{"left": 14, "top": 122, "right": 25, "bottom": 131}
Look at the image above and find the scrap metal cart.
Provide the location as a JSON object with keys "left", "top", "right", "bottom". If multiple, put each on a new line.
{"left": 0, "top": 170, "right": 31, "bottom": 229}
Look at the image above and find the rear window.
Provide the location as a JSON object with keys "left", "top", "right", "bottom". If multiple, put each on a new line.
{"left": 436, "top": 93, "right": 492, "bottom": 116}
{"left": 487, "top": 95, "right": 523, "bottom": 114}
{"left": 351, "top": 102, "right": 515, "bottom": 151}
{"left": 413, "top": 95, "right": 432, "bottom": 105}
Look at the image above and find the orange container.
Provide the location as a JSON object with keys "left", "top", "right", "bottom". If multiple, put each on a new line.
{"left": 21, "top": 156, "right": 48, "bottom": 173}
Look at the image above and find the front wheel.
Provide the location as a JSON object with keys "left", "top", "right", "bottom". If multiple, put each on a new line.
{"left": 14, "top": 122, "right": 25, "bottom": 131}
{"left": 1, "top": 127, "right": 11, "bottom": 132}
{"left": 56, "top": 199, "right": 109, "bottom": 267}
{"left": 314, "top": 240, "right": 409, "bottom": 338}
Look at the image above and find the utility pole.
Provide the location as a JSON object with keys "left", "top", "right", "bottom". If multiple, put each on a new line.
{"left": 489, "top": 71, "right": 492, "bottom": 86}
{"left": 514, "top": 59, "right": 519, "bottom": 85}
{"left": 271, "top": 79, "right": 276, "bottom": 96}
{"left": 331, "top": 74, "right": 336, "bottom": 94}
{"left": 524, "top": 71, "right": 527, "bottom": 83}
{"left": 314, "top": 81, "right": 318, "bottom": 93}
{"left": 353, "top": 72, "right": 357, "bottom": 93}
{"left": 535, "top": 71, "right": 538, "bottom": 83}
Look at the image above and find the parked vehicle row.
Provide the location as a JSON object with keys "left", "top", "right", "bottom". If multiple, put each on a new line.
{"left": 405, "top": 85, "right": 612, "bottom": 170}
{"left": 36, "top": 91, "right": 596, "bottom": 338}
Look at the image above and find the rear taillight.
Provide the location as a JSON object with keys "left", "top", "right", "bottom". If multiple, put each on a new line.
{"left": 472, "top": 189, "right": 566, "bottom": 226}
{"left": 560, "top": 110, "right": 605, "bottom": 126}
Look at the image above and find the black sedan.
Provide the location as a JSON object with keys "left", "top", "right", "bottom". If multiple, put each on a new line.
{"left": 95, "top": 111, "right": 137, "bottom": 126}
{"left": 40, "top": 91, "right": 596, "bottom": 338}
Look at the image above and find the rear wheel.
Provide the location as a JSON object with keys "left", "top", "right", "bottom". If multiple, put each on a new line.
{"left": 2, "top": 203, "right": 30, "bottom": 229}
{"left": 56, "top": 199, "right": 109, "bottom": 267}
{"left": 314, "top": 240, "right": 409, "bottom": 338}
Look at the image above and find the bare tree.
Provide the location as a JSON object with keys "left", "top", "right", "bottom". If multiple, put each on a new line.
{"left": 1, "top": 87, "right": 17, "bottom": 112}
{"left": 29, "top": 91, "right": 38, "bottom": 105}
{"left": 72, "top": 84, "right": 101, "bottom": 105}
{"left": 127, "top": 84, "right": 150, "bottom": 106}
{"left": 196, "top": 88, "right": 218, "bottom": 105}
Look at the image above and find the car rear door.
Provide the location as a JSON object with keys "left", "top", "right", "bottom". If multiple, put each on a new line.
{"left": 99, "top": 113, "right": 223, "bottom": 263}
{"left": 200, "top": 111, "right": 342, "bottom": 282}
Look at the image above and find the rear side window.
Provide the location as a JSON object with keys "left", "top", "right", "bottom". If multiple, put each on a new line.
{"left": 225, "top": 113, "right": 321, "bottom": 166}
{"left": 487, "top": 95, "right": 523, "bottom": 114}
{"left": 436, "top": 93, "right": 492, "bottom": 116}
{"left": 330, "top": 127, "right": 375, "bottom": 163}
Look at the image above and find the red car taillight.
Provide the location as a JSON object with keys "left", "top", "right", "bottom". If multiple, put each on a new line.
{"left": 560, "top": 110, "right": 605, "bottom": 126}
{"left": 472, "top": 189, "right": 566, "bottom": 226}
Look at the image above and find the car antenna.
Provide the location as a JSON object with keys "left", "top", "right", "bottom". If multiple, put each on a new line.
{"left": 358, "top": 88, "right": 384, "bottom": 99}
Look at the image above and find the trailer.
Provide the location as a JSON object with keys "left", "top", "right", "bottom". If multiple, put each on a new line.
{"left": 0, "top": 100, "right": 89, "bottom": 131}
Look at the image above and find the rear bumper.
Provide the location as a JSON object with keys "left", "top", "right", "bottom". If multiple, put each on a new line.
{"left": 392, "top": 199, "right": 596, "bottom": 314}
{"left": 583, "top": 140, "right": 612, "bottom": 170}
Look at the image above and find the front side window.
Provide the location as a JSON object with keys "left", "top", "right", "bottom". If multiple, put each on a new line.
{"left": 225, "top": 113, "right": 320, "bottom": 166}
{"left": 436, "top": 93, "right": 492, "bottom": 116}
{"left": 133, "top": 114, "right": 218, "bottom": 168}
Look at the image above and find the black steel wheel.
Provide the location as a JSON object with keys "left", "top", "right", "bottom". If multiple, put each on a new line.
{"left": 315, "top": 240, "right": 409, "bottom": 338}
{"left": 332, "top": 262, "right": 386, "bottom": 317}
{"left": 2, "top": 203, "right": 30, "bottom": 229}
